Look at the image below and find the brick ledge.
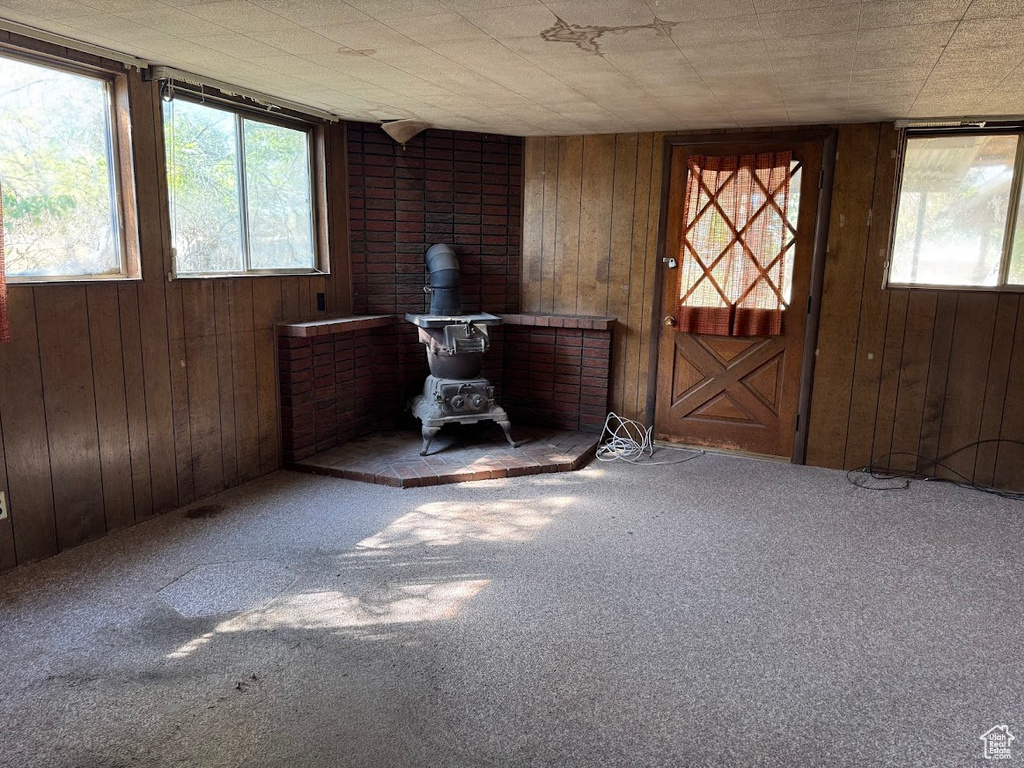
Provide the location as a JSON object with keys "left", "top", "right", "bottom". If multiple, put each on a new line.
{"left": 277, "top": 314, "right": 396, "bottom": 338}
{"left": 498, "top": 313, "right": 615, "bottom": 331}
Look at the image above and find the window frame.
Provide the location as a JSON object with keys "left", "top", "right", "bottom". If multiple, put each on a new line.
{"left": 0, "top": 43, "right": 141, "bottom": 284}
{"left": 885, "top": 124, "right": 1024, "bottom": 293}
{"left": 160, "top": 89, "right": 329, "bottom": 280}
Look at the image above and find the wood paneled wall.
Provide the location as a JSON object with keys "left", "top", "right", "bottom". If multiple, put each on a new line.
{"left": 522, "top": 133, "right": 671, "bottom": 421}
{"left": 523, "top": 125, "right": 1024, "bottom": 490}
{"left": 806, "top": 123, "right": 1024, "bottom": 489}
{"left": 0, "top": 33, "right": 348, "bottom": 571}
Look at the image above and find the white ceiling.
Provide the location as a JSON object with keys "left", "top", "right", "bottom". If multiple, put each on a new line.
{"left": 1, "top": 0, "right": 1023, "bottom": 135}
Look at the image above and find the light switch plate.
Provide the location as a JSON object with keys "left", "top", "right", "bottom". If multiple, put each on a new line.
{"left": 0, "top": 491, "right": 7, "bottom": 521}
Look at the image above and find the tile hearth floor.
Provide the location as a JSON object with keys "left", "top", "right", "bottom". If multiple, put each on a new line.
{"left": 290, "top": 426, "right": 599, "bottom": 487}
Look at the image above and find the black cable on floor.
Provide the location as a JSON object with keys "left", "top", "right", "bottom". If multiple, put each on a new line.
{"left": 845, "top": 438, "right": 1024, "bottom": 501}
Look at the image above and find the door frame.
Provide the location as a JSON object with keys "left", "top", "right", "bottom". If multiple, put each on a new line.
{"left": 644, "top": 128, "right": 838, "bottom": 464}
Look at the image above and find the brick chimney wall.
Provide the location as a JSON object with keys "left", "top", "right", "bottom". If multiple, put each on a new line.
{"left": 347, "top": 122, "right": 522, "bottom": 317}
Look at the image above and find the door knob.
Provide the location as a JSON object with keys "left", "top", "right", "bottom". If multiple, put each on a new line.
{"left": 664, "top": 316, "right": 676, "bottom": 327}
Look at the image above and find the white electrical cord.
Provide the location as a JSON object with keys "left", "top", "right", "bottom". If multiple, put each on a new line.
{"left": 596, "top": 412, "right": 704, "bottom": 465}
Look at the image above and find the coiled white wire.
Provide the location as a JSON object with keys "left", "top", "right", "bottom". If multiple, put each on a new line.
{"left": 596, "top": 412, "right": 704, "bottom": 465}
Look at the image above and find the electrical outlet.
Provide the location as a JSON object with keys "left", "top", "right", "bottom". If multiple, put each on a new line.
{"left": 0, "top": 491, "right": 7, "bottom": 521}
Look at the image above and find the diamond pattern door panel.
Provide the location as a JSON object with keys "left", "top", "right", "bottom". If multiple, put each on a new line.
{"left": 666, "top": 334, "right": 785, "bottom": 451}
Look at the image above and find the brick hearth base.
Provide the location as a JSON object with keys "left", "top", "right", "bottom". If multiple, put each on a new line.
{"left": 288, "top": 426, "right": 598, "bottom": 488}
{"left": 278, "top": 312, "right": 616, "bottom": 465}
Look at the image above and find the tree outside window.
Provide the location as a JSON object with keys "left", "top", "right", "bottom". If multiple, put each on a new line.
{"left": 162, "top": 96, "right": 317, "bottom": 277}
{"left": 0, "top": 53, "right": 125, "bottom": 279}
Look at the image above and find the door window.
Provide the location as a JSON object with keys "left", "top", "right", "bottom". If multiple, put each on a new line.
{"left": 674, "top": 152, "right": 800, "bottom": 336}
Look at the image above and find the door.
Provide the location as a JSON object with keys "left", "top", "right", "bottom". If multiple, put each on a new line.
{"left": 653, "top": 135, "right": 825, "bottom": 458}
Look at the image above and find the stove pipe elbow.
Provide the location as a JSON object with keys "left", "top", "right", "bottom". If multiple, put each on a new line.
{"left": 425, "top": 243, "right": 461, "bottom": 315}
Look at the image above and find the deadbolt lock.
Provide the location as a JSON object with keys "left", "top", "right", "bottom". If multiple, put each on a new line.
{"left": 664, "top": 316, "right": 676, "bottom": 327}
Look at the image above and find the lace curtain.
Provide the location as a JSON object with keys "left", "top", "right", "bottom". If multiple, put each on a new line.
{"left": 674, "top": 151, "right": 794, "bottom": 336}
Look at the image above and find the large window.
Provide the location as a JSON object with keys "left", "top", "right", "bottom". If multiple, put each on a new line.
{"left": 162, "top": 97, "right": 318, "bottom": 277}
{"left": 889, "top": 128, "right": 1024, "bottom": 289}
{"left": 0, "top": 50, "right": 133, "bottom": 280}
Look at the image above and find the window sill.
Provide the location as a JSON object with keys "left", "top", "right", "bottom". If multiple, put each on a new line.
{"left": 886, "top": 282, "right": 1024, "bottom": 293}
{"left": 6, "top": 274, "right": 141, "bottom": 286}
{"left": 170, "top": 270, "right": 328, "bottom": 281}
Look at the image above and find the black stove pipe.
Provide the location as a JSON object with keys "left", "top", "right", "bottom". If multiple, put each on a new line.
{"left": 425, "top": 243, "right": 461, "bottom": 316}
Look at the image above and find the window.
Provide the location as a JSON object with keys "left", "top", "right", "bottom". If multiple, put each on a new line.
{"left": 0, "top": 50, "right": 134, "bottom": 280}
{"left": 673, "top": 152, "right": 802, "bottom": 336}
{"left": 889, "top": 129, "right": 1024, "bottom": 289}
{"left": 162, "top": 97, "right": 319, "bottom": 277}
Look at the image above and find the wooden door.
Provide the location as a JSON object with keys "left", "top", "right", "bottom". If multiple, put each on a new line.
{"left": 654, "top": 136, "right": 824, "bottom": 458}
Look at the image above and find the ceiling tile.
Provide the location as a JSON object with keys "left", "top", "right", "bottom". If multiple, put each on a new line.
{"left": 852, "top": 44, "right": 942, "bottom": 69}
{"left": 4, "top": 0, "right": 1023, "bottom": 134}
{"left": 0, "top": 0, "right": 95, "bottom": 18}
{"left": 649, "top": 0, "right": 756, "bottom": 21}
{"left": 907, "top": 99, "right": 981, "bottom": 117}
{"left": 458, "top": 4, "right": 557, "bottom": 39}
{"left": 316, "top": 20, "right": 423, "bottom": 55}
{"left": 766, "top": 31, "right": 857, "bottom": 58}
{"left": 542, "top": 0, "right": 659, "bottom": 27}
{"left": 858, "top": 0, "right": 971, "bottom": 29}
{"left": 604, "top": 52, "right": 705, "bottom": 96}
{"left": 685, "top": 40, "right": 772, "bottom": 64}
{"left": 710, "top": 85, "right": 784, "bottom": 105}
{"left": 931, "top": 46, "right": 1024, "bottom": 81}
{"left": 428, "top": 41, "right": 580, "bottom": 99}
{"left": 780, "top": 80, "right": 848, "bottom": 99}
{"left": 856, "top": 21, "right": 957, "bottom": 51}
{"left": 344, "top": 0, "right": 449, "bottom": 20}
{"left": 441, "top": 0, "right": 542, "bottom": 9}
{"left": 250, "top": 0, "right": 370, "bottom": 24}
{"left": 385, "top": 12, "right": 488, "bottom": 43}
{"left": 658, "top": 95, "right": 731, "bottom": 119}
{"left": 672, "top": 14, "right": 763, "bottom": 46}
{"left": 756, "top": 3, "right": 861, "bottom": 39}
{"left": 239, "top": 53, "right": 316, "bottom": 74}
{"left": 189, "top": 1, "right": 292, "bottom": 32}
{"left": 118, "top": 6, "right": 229, "bottom": 36}
{"left": 772, "top": 57, "right": 854, "bottom": 83}
{"left": 194, "top": 32, "right": 283, "bottom": 58}
{"left": 135, "top": 35, "right": 216, "bottom": 59}
{"left": 248, "top": 27, "right": 342, "bottom": 54}
{"left": 63, "top": 13, "right": 155, "bottom": 36}
{"left": 732, "top": 110, "right": 792, "bottom": 126}
{"left": 752, "top": 0, "right": 853, "bottom": 11}
{"left": 946, "top": 16, "right": 1024, "bottom": 48}
{"left": 847, "top": 80, "right": 923, "bottom": 98}
{"left": 965, "top": 0, "right": 1024, "bottom": 19}
{"left": 786, "top": 103, "right": 846, "bottom": 118}
{"left": 158, "top": 0, "right": 241, "bottom": 6}
{"left": 82, "top": 0, "right": 161, "bottom": 10}
{"left": 850, "top": 64, "right": 934, "bottom": 83}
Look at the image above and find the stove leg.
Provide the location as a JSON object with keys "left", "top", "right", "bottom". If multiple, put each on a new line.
{"left": 420, "top": 426, "right": 440, "bottom": 456}
{"left": 497, "top": 419, "right": 518, "bottom": 449}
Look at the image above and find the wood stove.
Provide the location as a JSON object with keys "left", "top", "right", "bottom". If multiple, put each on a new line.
{"left": 406, "top": 244, "right": 516, "bottom": 455}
